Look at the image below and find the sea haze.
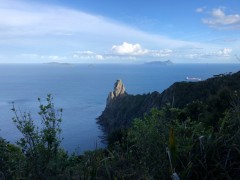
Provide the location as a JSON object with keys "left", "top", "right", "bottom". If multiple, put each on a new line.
{"left": 0, "top": 63, "right": 240, "bottom": 153}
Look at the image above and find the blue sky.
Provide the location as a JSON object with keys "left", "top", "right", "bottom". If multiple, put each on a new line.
{"left": 0, "top": 0, "right": 240, "bottom": 63}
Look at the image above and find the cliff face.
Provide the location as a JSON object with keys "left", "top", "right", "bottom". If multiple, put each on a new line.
{"left": 97, "top": 71, "right": 240, "bottom": 134}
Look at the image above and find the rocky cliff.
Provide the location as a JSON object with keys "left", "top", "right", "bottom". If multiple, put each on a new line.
{"left": 97, "top": 71, "right": 240, "bottom": 134}
{"left": 97, "top": 80, "right": 163, "bottom": 133}
{"left": 106, "top": 80, "right": 127, "bottom": 106}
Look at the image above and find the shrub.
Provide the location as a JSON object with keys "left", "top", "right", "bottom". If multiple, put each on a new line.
{"left": 12, "top": 94, "right": 68, "bottom": 179}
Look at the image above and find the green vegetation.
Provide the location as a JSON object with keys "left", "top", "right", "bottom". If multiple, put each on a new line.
{"left": 1, "top": 72, "right": 240, "bottom": 179}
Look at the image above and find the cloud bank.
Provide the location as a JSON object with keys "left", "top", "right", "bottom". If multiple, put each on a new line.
{"left": 202, "top": 8, "right": 240, "bottom": 29}
{"left": 111, "top": 42, "right": 173, "bottom": 58}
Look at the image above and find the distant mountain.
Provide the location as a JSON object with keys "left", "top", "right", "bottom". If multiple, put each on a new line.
{"left": 145, "top": 60, "right": 173, "bottom": 65}
{"left": 97, "top": 71, "right": 240, "bottom": 134}
{"left": 44, "top": 62, "right": 71, "bottom": 66}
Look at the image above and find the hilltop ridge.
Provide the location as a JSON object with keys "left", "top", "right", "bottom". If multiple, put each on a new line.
{"left": 97, "top": 71, "right": 240, "bottom": 133}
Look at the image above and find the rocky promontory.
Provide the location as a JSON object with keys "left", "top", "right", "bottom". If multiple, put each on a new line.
{"left": 97, "top": 80, "right": 162, "bottom": 133}
{"left": 106, "top": 80, "right": 127, "bottom": 106}
{"left": 97, "top": 71, "right": 240, "bottom": 134}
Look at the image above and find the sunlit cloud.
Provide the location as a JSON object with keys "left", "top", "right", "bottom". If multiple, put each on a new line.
{"left": 111, "top": 42, "right": 173, "bottom": 59}
{"left": 112, "top": 42, "right": 149, "bottom": 56}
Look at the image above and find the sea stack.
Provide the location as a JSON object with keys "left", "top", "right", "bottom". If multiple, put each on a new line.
{"left": 107, "top": 79, "right": 126, "bottom": 106}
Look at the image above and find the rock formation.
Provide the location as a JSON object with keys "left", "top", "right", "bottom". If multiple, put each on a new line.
{"left": 106, "top": 80, "right": 126, "bottom": 106}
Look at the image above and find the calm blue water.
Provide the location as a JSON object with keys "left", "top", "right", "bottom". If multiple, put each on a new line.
{"left": 0, "top": 63, "right": 240, "bottom": 153}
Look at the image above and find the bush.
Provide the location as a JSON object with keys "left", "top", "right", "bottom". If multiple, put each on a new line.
{"left": 12, "top": 94, "right": 68, "bottom": 179}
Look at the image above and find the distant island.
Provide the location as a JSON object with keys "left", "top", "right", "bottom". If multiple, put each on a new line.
{"left": 144, "top": 60, "right": 173, "bottom": 65}
{"left": 44, "top": 62, "right": 72, "bottom": 66}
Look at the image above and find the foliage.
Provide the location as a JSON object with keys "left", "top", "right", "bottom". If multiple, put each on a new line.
{"left": 0, "top": 138, "right": 24, "bottom": 179}
{"left": 1, "top": 72, "right": 240, "bottom": 179}
{"left": 10, "top": 94, "right": 69, "bottom": 179}
{"left": 127, "top": 108, "right": 170, "bottom": 178}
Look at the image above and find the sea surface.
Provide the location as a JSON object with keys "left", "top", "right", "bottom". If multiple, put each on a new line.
{"left": 0, "top": 63, "right": 240, "bottom": 153}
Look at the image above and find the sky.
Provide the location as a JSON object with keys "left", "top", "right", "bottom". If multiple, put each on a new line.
{"left": 0, "top": 0, "right": 240, "bottom": 64}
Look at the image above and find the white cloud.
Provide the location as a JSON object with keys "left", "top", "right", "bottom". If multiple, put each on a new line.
{"left": 72, "top": 51, "right": 104, "bottom": 60}
{"left": 73, "top": 53, "right": 95, "bottom": 59}
{"left": 74, "top": 51, "right": 95, "bottom": 55}
{"left": 185, "top": 48, "right": 232, "bottom": 59}
{"left": 204, "top": 48, "right": 232, "bottom": 58}
{"left": 196, "top": 7, "right": 204, "bottom": 13}
{"left": 73, "top": 51, "right": 91, "bottom": 58}
{"left": 20, "top": 53, "right": 39, "bottom": 58}
{"left": 151, "top": 49, "right": 173, "bottom": 57}
{"left": 40, "top": 55, "right": 67, "bottom": 61}
{"left": 14, "top": 53, "right": 68, "bottom": 63}
{"left": 216, "top": 48, "right": 232, "bottom": 57}
{"left": 48, "top": 55, "right": 61, "bottom": 60}
{"left": 111, "top": 42, "right": 174, "bottom": 59}
{"left": 95, "top": 54, "right": 104, "bottom": 60}
{"left": 71, "top": 43, "right": 173, "bottom": 62}
{"left": 202, "top": 8, "right": 240, "bottom": 29}
{"left": 212, "top": 8, "right": 225, "bottom": 18}
{"left": 185, "top": 53, "right": 200, "bottom": 59}
{"left": 111, "top": 42, "right": 149, "bottom": 55}
{"left": 12, "top": 46, "right": 234, "bottom": 64}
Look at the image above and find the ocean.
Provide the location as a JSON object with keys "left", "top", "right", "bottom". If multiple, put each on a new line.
{"left": 0, "top": 63, "right": 240, "bottom": 153}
